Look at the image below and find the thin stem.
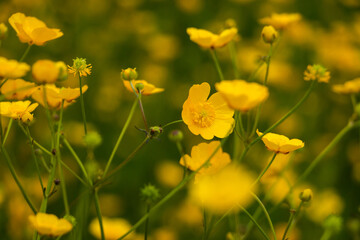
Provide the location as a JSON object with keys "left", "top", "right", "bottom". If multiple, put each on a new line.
{"left": 237, "top": 111, "right": 246, "bottom": 138}
{"left": 350, "top": 94, "right": 357, "bottom": 112}
{"left": 282, "top": 202, "right": 304, "bottom": 240}
{"left": 251, "top": 192, "right": 277, "bottom": 240}
{"left": 176, "top": 141, "right": 188, "bottom": 178}
{"left": 59, "top": 159, "right": 88, "bottom": 187}
{"left": 210, "top": 49, "right": 224, "bottom": 80}
{"left": 144, "top": 204, "right": 150, "bottom": 240}
{"left": 248, "top": 61, "right": 265, "bottom": 82}
{"left": 1, "top": 144, "right": 37, "bottom": 213}
{"left": 78, "top": 74, "right": 87, "bottom": 135}
{"left": 228, "top": 41, "right": 239, "bottom": 78}
{"left": 162, "top": 119, "right": 183, "bottom": 129}
{"left": 263, "top": 44, "right": 273, "bottom": 86}
{"left": 94, "top": 190, "right": 105, "bottom": 240}
{"left": 137, "top": 92, "right": 149, "bottom": 132}
{"left": 202, "top": 209, "right": 207, "bottom": 240}
{"left": 240, "top": 206, "right": 270, "bottom": 240}
{"left": 42, "top": 86, "right": 55, "bottom": 144}
{"left": 102, "top": 99, "right": 138, "bottom": 177}
{"left": 320, "top": 229, "right": 332, "bottom": 240}
{"left": 3, "top": 118, "right": 13, "bottom": 145}
{"left": 252, "top": 153, "right": 277, "bottom": 186}
{"left": 19, "top": 44, "right": 32, "bottom": 62}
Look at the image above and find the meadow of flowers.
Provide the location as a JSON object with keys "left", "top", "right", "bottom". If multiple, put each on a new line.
{"left": 0, "top": 0, "right": 359, "bottom": 239}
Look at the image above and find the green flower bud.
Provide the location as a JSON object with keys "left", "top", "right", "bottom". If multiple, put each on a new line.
{"left": 323, "top": 215, "right": 343, "bottom": 233}
{"left": 299, "top": 188, "right": 313, "bottom": 202}
{"left": 135, "top": 82, "right": 144, "bottom": 91}
{"left": 63, "top": 215, "right": 77, "bottom": 227}
{"left": 168, "top": 129, "right": 183, "bottom": 142}
{"left": 0, "top": 23, "right": 8, "bottom": 40}
{"left": 83, "top": 131, "right": 102, "bottom": 148}
{"left": 140, "top": 184, "right": 160, "bottom": 205}
{"left": 149, "top": 126, "right": 163, "bottom": 139}
{"left": 121, "top": 68, "right": 138, "bottom": 80}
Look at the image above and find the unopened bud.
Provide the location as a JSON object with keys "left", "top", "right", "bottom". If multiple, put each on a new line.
{"left": 83, "top": 131, "right": 102, "bottom": 148}
{"left": 54, "top": 179, "right": 60, "bottom": 185}
{"left": 323, "top": 215, "right": 343, "bottom": 233}
{"left": 168, "top": 129, "right": 183, "bottom": 142}
{"left": 0, "top": 23, "right": 8, "bottom": 40}
{"left": 149, "top": 126, "right": 163, "bottom": 139}
{"left": 299, "top": 188, "right": 313, "bottom": 202}
{"left": 64, "top": 215, "right": 77, "bottom": 227}
{"left": 135, "top": 82, "right": 144, "bottom": 92}
{"left": 261, "top": 25, "right": 278, "bottom": 44}
{"left": 140, "top": 183, "right": 160, "bottom": 205}
{"left": 121, "top": 68, "right": 138, "bottom": 80}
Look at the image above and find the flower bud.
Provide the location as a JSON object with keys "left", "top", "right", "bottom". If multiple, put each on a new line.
{"left": 323, "top": 215, "right": 343, "bottom": 233}
{"left": 83, "top": 131, "right": 102, "bottom": 149}
{"left": 63, "top": 215, "right": 77, "bottom": 227}
{"left": 0, "top": 23, "right": 8, "bottom": 40}
{"left": 56, "top": 61, "right": 68, "bottom": 81}
{"left": 261, "top": 25, "right": 278, "bottom": 44}
{"left": 299, "top": 188, "right": 313, "bottom": 202}
{"left": 140, "top": 184, "right": 160, "bottom": 205}
{"left": 121, "top": 68, "right": 138, "bottom": 80}
{"left": 149, "top": 126, "right": 163, "bottom": 139}
{"left": 135, "top": 82, "right": 144, "bottom": 92}
{"left": 32, "top": 59, "right": 60, "bottom": 84}
{"left": 168, "top": 129, "right": 183, "bottom": 142}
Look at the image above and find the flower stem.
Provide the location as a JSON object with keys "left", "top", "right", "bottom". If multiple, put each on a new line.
{"left": 263, "top": 44, "right": 273, "bottom": 86}
{"left": 210, "top": 49, "right": 224, "bottom": 80}
{"left": 17, "top": 122, "right": 52, "bottom": 156}
{"left": 282, "top": 202, "right": 304, "bottom": 240}
{"left": 162, "top": 119, "right": 183, "bottom": 129}
{"left": 2, "top": 118, "right": 13, "bottom": 145}
{"left": 252, "top": 153, "right": 277, "bottom": 186}
{"left": 103, "top": 98, "right": 138, "bottom": 177}
{"left": 144, "top": 204, "right": 150, "bottom": 240}
{"left": 19, "top": 44, "right": 32, "bottom": 62}
{"left": 78, "top": 74, "right": 87, "bottom": 135}
{"left": 175, "top": 141, "right": 187, "bottom": 178}
{"left": 94, "top": 190, "right": 105, "bottom": 240}
{"left": 202, "top": 209, "right": 208, "bottom": 240}
{"left": 239, "top": 206, "right": 270, "bottom": 240}
{"left": 138, "top": 92, "right": 149, "bottom": 132}
{"left": 228, "top": 41, "right": 239, "bottom": 79}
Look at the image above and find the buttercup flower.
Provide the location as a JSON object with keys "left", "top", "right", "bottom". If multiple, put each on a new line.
{"left": 186, "top": 27, "right": 237, "bottom": 48}
{"left": 259, "top": 13, "right": 301, "bottom": 30}
{"left": 182, "top": 82, "right": 234, "bottom": 140}
{"left": 256, "top": 129, "right": 304, "bottom": 154}
{"left": 0, "top": 57, "right": 30, "bottom": 79}
{"left": 189, "top": 164, "right": 256, "bottom": 214}
{"left": 32, "top": 60, "right": 60, "bottom": 84}
{"left": 0, "top": 100, "right": 38, "bottom": 122}
{"left": 29, "top": 213, "right": 72, "bottom": 236}
{"left": 261, "top": 25, "right": 278, "bottom": 44}
{"left": 121, "top": 68, "right": 138, "bottom": 80}
{"left": 8, "top": 12, "right": 63, "bottom": 46}
{"left": 89, "top": 217, "right": 135, "bottom": 240}
{"left": 0, "top": 79, "right": 37, "bottom": 100}
{"left": 68, "top": 57, "right": 92, "bottom": 77}
{"left": 304, "top": 64, "right": 330, "bottom": 83}
{"left": 31, "top": 84, "right": 88, "bottom": 109}
{"left": 215, "top": 80, "right": 269, "bottom": 112}
{"left": 123, "top": 80, "right": 164, "bottom": 95}
{"left": 332, "top": 78, "right": 360, "bottom": 94}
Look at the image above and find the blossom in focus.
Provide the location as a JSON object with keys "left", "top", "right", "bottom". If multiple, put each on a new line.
{"left": 180, "top": 141, "right": 231, "bottom": 179}
{"left": 256, "top": 130, "right": 304, "bottom": 154}
{"left": 186, "top": 27, "right": 237, "bottom": 48}
{"left": 31, "top": 84, "right": 88, "bottom": 109}
{"left": 68, "top": 57, "right": 92, "bottom": 77}
{"left": 259, "top": 13, "right": 301, "bottom": 30}
{"left": 332, "top": 78, "right": 360, "bottom": 94}
{"left": 0, "top": 79, "right": 36, "bottom": 100}
{"left": 28, "top": 213, "right": 73, "bottom": 236}
{"left": 304, "top": 64, "right": 330, "bottom": 83}
{"left": 182, "top": 82, "right": 234, "bottom": 140}
{"left": 32, "top": 60, "right": 60, "bottom": 84}
{"left": 0, "top": 57, "right": 30, "bottom": 79}
{"left": 8, "top": 12, "right": 63, "bottom": 45}
{"left": 123, "top": 80, "right": 164, "bottom": 95}
{"left": 215, "top": 80, "right": 269, "bottom": 112}
{"left": 0, "top": 100, "right": 38, "bottom": 123}
{"left": 89, "top": 217, "right": 134, "bottom": 240}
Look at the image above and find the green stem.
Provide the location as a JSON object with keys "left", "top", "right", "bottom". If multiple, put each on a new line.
{"left": 42, "top": 86, "right": 55, "bottom": 144}
{"left": 320, "top": 229, "right": 332, "bottom": 240}
{"left": 263, "top": 44, "right": 273, "bottom": 86}
{"left": 228, "top": 41, "right": 239, "bottom": 78}
{"left": 94, "top": 190, "right": 105, "bottom": 240}
{"left": 102, "top": 99, "right": 138, "bottom": 177}
{"left": 78, "top": 74, "right": 87, "bottom": 135}
{"left": 162, "top": 119, "right": 183, "bottom": 129}
{"left": 282, "top": 202, "right": 304, "bottom": 240}
{"left": 137, "top": 92, "right": 149, "bottom": 132}
{"left": 210, "top": 49, "right": 224, "bottom": 80}
{"left": 19, "top": 44, "right": 32, "bottom": 62}
{"left": 202, "top": 209, "right": 207, "bottom": 240}
{"left": 176, "top": 141, "right": 187, "bottom": 178}
{"left": 252, "top": 153, "right": 277, "bottom": 186}
{"left": 248, "top": 61, "right": 265, "bottom": 82}
{"left": 3, "top": 118, "right": 13, "bottom": 145}
{"left": 350, "top": 94, "right": 357, "bottom": 112}
{"left": 1, "top": 144, "right": 37, "bottom": 213}
{"left": 240, "top": 206, "right": 270, "bottom": 240}
{"left": 144, "top": 204, "right": 150, "bottom": 240}
{"left": 60, "top": 159, "right": 88, "bottom": 187}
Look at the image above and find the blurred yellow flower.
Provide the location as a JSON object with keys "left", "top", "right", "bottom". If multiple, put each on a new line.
{"left": 261, "top": 25, "right": 278, "bottom": 44}
{"left": 259, "top": 13, "right": 301, "bottom": 30}
{"left": 304, "top": 64, "right": 330, "bottom": 83}
{"left": 0, "top": 79, "right": 36, "bottom": 100}
{"left": 0, "top": 100, "right": 38, "bottom": 123}
{"left": 89, "top": 217, "right": 134, "bottom": 240}
{"left": 32, "top": 60, "right": 60, "bottom": 84}
{"left": 8, "top": 12, "right": 63, "bottom": 46}
{"left": 256, "top": 130, "right": 304, "bottom": 154}
{"left": 31, "top": 84, "right": 88, "bottom": 109}
{"left": 174, "top": 200, "right": 203, "bottom": 226}
{"left": 156, "top": 161, "right": 183, "bottom": 188}
{"left": 215, "top": 80, "right": 269, "bottom": 112}
{"left": 0, "top": 23, "right": 8, "bottom": 39}
{"left": 189, "top": 164, "right": 256, "bottom": 214}
{"left": 28, "top": 213, "right": 73, "bottom": 236}
{"left": 0, "top": 57, "right": 30, "bottom": 79}
{"left": 180, "top": 141, "right": 231, "bottom": 179}
{"left": 182, "top": 82, "right": 234, "bottom": 139}
{"left": 152, "top": 228, "right": 178, "bottom": 240}
{"left": 186, "top": 27, "right": 237, "bottom": 48}
{"left": 123, "top": 80, "right": 164, "bottom": 95}
{"left": 332, "top": 78, "right": 360, "bottom": 94}
{"left": 68, "top": 57, "right": 92, "bottom": 77}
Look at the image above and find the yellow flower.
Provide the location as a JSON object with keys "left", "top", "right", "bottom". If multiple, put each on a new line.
{"left": 31, "top": 84, "right": 88, "bottom": 109}
{"left": 186, "top": 27, "right": 238, "bottom": 48}
{"left": 32, "top": 60, "right": 60, "bottom": 84}
{"left": 68, "top": 57, "right": 92, "bottom": 77}
{"left": 89, "top": 217, "right": 134, "bottom": 240}
{"left": 123, "top": 80, "right": 164, "bottom": 95}
{"left": 180, "top": 141, "right": 231, "bottom": 179}
{"left": 0, "top": 57, "right": 30, "bottom": 79}
{"left": 0, "top": 23, "right": 8, "bottom": 39}
{"left": 189, "top": 164, "right": 256, "bottom": 214}
{"left": 332, "top": 78, "right": 360, "bottom": 94}
{"left": 0, "top": 100, "right": 38, "bottom": 122}
{"left": 215, "top": 80, "right": 269, "bottom": 112}
{"left": 261, "top": 25, "right": 278, "bottom": 44}
{"left": 0, "top": 79, "right": 37, "bottom": 100}
{"left": 156, "top": 161, "right": 183, "bottom": 188}
{"left": 8, "top": 12, "right": 63, "bottom": 46}
{"left": 304, "top": 64, "right": 330, "bottom": 83}
{"left": 256, "top": 130, "right": 304, "bottom": 154}
{"left": 259, "top": 13, "right": 301, "bottom": 30}
{"left": 28, "top": 213, "right": 73, "bottom": 236}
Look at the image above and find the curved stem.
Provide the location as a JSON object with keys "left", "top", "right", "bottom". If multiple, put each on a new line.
{"left": 162, "top": 119, "right": 183, "bottom": 129}
{"left": 210, "top": 49, "right": 224, "bottom": 80}
{"left": 78, "top": 74, "right": 87, "bottom": 135}
{"left": 94, "top": 190, "right": 105, "bottom": 240}
{"left": 3, "top": 118, "right": 13, "bottom": 145}
{"left": 252, "top": 153, "right": 277, "bottom": 186}
{"left": 282, "top": 202, "right": 303, "bottom": 240}
{"left": 17, "top": 122, "right": 52, "bottom": 156}
{"left": 240, "top": 206, "right": 270, "bottom": 240}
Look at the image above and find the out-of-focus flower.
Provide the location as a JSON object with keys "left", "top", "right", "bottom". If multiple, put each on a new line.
{"left": 152, "top": 228, "right": 178, "bottom": 240}
{"left": 0, "top": 57, "right": 30, "bottom": 79}
{"left": 32, "top": 60, "right": 60, "bottom": 84}
{"left": 180, "top": 141, "right": 231, "bottom": 179}
{"left": 0, "top": 100, "right": 38, "bottom": 123}
{"left": 123, "top": 80, "right": 164, "bottom": 95}
{"left": 215, "top": 80, "right": 269, "bottom": 112}
{"left": 156, "top": 161, "right": 183, "bottom": 188}
{"left": 55, "top": 61, "right": 68, "bottom": 81}
{"left": 182, "top": 82, "right": 234, "bottom": 139}
{"left": 256, "top": 130, "right": 304, "bottom": 154}
{"left": 68, "top": 58, "right": 92, "bottom": 77}
{"left": 29, "top": 213, "right": 73, "bottom": 236}
{"left": 0, "top": 23, "right": 8, "bottom": 39}
{"left": 31, "top": 84, "right": 88, "bottom": 109}
{"left": 176, "top": 0, "right": 203, "bottom": 13}
{"left": 0, "top": 79, "right": 36, "bottom": 100}
{"left": 8, "top": 12, "right": 63, "bottom": 46}
{"left": 261, "top": 171, "right": 296, "bottom": 204}
{"left": 174, "top": 200, "right": 203, "bottom": 226}
{"left": 89, "top": 217, "right": 134, "bottom": 240}
{"left": 186, "top": 27, "right": 237, "bottom": 48}
{"left": 189, "top": 164, "right": 256, "bottom": 214}
{"left": 121, "top": 68, "right": 138, "bottom": 80}
{"left": 259, "top": 13, "right": 301, "bottom": 30}
{"left": 304, "top": 64, "right": 330, "bottom": 83}
{"left": 275, "top": 222, "right": 301, "bottom": 240}
{"left": 261, "top": 25, "right": 278, "bottom": 44}
{"left": 332, "top": 78, "right": 360, "bottom": 94}
{"left": 299, "top": 188, "right": 313, "bottom": 202}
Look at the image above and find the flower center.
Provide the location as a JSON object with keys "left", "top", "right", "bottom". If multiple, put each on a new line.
{"left": 191, "top": 102, "right": 216, "bottom": 128}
